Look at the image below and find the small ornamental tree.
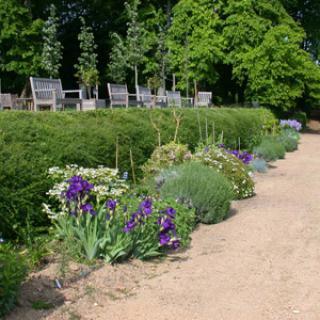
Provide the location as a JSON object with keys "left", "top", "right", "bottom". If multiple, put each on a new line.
{"left": 108, "top": 0, "right": 147, "bottom": 87}
{"left": 74, "top": 17, "right": 99, "bottom": 98}
{"left": 41, "top": 4, "right": 63, "bottom": 78}
{"left": 125, "top": 0, "right": 147, "bottom": 88}
{"left": 108, "top": 33, "right": 128, "bottom": 83}
{"left": 143, "top": 8, "right": 171, "bottom": 92}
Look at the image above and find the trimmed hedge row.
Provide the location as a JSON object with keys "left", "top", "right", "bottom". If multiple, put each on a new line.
{"left": 0, "top": 108, "right": 275, "bottom": 239}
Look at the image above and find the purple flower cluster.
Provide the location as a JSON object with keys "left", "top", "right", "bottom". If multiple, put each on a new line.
{"left": 123, "top": 199, "right": 180, "bottom": 250}
{"left": 228, "top": 150, "right": 253, "bottom": 165}
{"left": 66, "top": 176, "right": 94, "bottom": 201}
{"left": 123, "top": 198, "right": 153, "bottom": 233}
{"left": 280, "top": 119, "right": 302, "bottom": 132}
{"left": 217, "top": 145, "right": 253, "bottom": 165}
{"left": 65, "top": 176, "right": 96, "bottom": 216}
{"left": 158, "top": 208, "right": 180, "bottom": 250}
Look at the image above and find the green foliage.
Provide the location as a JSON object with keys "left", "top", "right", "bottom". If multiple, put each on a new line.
{"left": 108, "top": 0, "right": 148, "bottom": 86}
{"left": 0, "top": 108, "right": 274, "bottom": 240}
{"left": 0, "top": 244, "right": 27, "bottom": 317}
{"left": 74, "top": 17, "right": 99, "bottom": 91}
{"left": 194, "top": 145, "right": 255, "bottom": 199}
{"left": 167, "top": 0, "right": 224, "bottom": 91}
{"left": 223, "top": 0, "right": 320, "bottom": 110}
{"left": 143, "top": 8, "right": 170, "bottom": 90}
{"left": 0, "top": 0, "right": 43, "bottom": 89}
{"left": 31, "top": 300, "right": 55, "bottom": 310}
{"left": 108, "top": 33, "right": 128, "bottom": 83}
{"left": 41, "top": 4, "right": 63, "bottom": 78}
{"left": 254, "top": 136, "right": 286, "bottom": 161}
{"left": 277, "top": 128, "right": 300, "bottom": 152}
{"left": 142, "top": 142, "right": 192, "bottom": 177}
{"left": 160, "top": 163, "right": 233, "bottom": 224}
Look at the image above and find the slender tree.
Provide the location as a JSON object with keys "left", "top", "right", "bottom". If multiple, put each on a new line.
{"left": 108, "top": 33, "right": 128, "bottom": 83}
{"left": 41, "top": 4, "right": 63, "bottom": 78}
{"left": 108, "top": 0, "right": 147, "bottom": 87}
{"left": 74, "top": 17, "right": 99, "bottom": 98}
{"left": 143, "top": 6, "right": 171, "bottom": 92}
{"left": 125, "top": 0, "right": 147, "bottom": 88}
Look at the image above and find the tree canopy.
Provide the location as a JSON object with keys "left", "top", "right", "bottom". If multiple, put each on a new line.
{"left": 0, "top": 0, "right": 319, "bottom": 111}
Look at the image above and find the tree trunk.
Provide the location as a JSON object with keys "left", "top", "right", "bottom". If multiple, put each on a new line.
{"left": 134, "top": 65, "right": 138, "bottom": 88}
{"left": 194, "top": 80, "right": 198, "bottom": 104}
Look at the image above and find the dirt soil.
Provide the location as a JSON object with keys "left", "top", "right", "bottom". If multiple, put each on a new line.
{"left": 6, "top": 132, "right": 320, "bottom": 320}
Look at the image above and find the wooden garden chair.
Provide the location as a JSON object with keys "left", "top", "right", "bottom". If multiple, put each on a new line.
{"left": 195, "top": 91, "right": 212, "bottom": 107}
{"left": 30, "top": 77, "right": 83, "bottom": 112}
{"left": 107, "top": 83, "right": 138, "bottom": 108}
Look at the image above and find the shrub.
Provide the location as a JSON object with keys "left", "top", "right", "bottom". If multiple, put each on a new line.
{"left": 0, "top": 108, "right": 275, "bottom": 240}
{"left": 250, "top": 159, "right": 268, "bottom": 173}
{"left": 254, "top": 136, "right": 286, "bottom": 162}
{"left": 142, "top": 142, "right": 192, "bottom": 176}
{"left": 0, "top": 244, "right": 27, "bottom": 317}
{"left": 194, "top": 145, "right": 255, "bottom": 199}
{"left": 277, "top": 129, "right": 299, "bottom": 152}
{"left": 160, "top": 162, "right": 233, "bottom": 224}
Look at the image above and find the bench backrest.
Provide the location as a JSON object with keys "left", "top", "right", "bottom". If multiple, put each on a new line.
{"left": 107, "top": 83, "right": 128, "bottom": 106}
{"left": 197, "top": 91, "right": 212, "bottom": 107}
{"left": 166, "top": 91, "right": 181, "bottom": 107}
{"left": 136, "top": 86, "right": 153, "bottom": 105}
{"left": 30, "top": 77, "right": 64, "bottom": 100}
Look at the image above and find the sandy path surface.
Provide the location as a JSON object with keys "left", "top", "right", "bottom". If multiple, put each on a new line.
{"left": 7, "top": 133, "right": 320, "bottom": 320}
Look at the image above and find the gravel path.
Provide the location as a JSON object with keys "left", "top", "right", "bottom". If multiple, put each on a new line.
{"left": 99, "top": 133, "right": 320, "bottom": 320}
{"left": 8, "top": 133, "right": 320, "bottom": 320}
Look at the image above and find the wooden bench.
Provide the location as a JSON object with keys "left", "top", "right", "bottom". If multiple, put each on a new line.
{"left": 196, "top": 91, "right": 212, "bottom": 107}
{"left": 30, "top": 77, "right": 83, "bottom": 111}
{"left": 136, "top": 85, "right": 154, "bottom": 108}
{"left": 107, "top": 83, "right": 138, "bottom": 108}
{"left": 166, "top": 91, "right": 181, "bottom": 107}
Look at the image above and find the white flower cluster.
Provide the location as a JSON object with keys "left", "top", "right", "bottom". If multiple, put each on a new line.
{"left": 43, "top": 164, "right": 129, "bottom": 219}
{"left": 195, "top": 146, "right": 255, "bottom": 199}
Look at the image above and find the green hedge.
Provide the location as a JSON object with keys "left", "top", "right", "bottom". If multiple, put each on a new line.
{"left": 0, "top": 108, "right": 275, "bottom": 240}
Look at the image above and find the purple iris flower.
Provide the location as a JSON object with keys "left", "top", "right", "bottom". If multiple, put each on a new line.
{"left": 65, "top": 176, "right": 94, "bottom": 201}
{"left": 171, "top": 239, "right": 180, "bottom": 250}
{"left": 166, "top": 207, "right": 176, "bottom": 218}
{"left": 140, "top": 198, "right": 153, "bottom": 216}
{"left": 106, "top": 199, "right": 117, "bottom": 211}
{"left": 227, "top": 150, "right": 253, "bottom": 165}
{"left": 160, "top": 218, "right": 175, "bottom": 232}
{"left": 159, "top": 233, "right": 171, "bottom": 246}
{"left": 124, "top": 219, "right": 137, "bottom": 233}
{"left": 80, "top": 203, "right": 96, "bottom": 216}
